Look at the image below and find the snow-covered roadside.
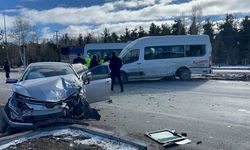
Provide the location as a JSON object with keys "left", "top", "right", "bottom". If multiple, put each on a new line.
{"left": 0, "top": 128, "right": 138, "bottom": 150}
{"left": 212, "top": 65, "right": 250, "bottom": 70}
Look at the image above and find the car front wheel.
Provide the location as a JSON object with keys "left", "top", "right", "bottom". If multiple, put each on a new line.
{"left": 0, "top": 109, "right": 8, "bottom": 133}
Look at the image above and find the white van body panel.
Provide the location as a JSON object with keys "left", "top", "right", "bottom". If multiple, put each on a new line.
{"left": 119, "top": 35, "right": 212, "bottom": 80}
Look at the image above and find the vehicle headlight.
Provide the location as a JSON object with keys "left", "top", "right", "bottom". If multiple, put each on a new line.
{"left": 8, "top": 93, "right": 21, "bottom": 114}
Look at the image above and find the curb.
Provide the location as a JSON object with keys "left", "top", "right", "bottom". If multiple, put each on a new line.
{"left": 212, "top": 67, "right": 250, "bottom": 70}
{"left": 0, "top": 125, "right": 148, "bottom": 150}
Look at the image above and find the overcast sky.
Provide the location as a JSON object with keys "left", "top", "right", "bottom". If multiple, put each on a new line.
{"left": 0, "top": 0, "right": 249, "bottom": 40}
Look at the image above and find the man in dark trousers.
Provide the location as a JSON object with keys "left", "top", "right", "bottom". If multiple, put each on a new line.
{"left": 73, "top": 53, "right": 86, "bottom": 64}
{"left": 89, "top": 55, "right": 99, "bottom": 69}
{"left": 109, "top": 52, "right": 124, "bottom": 92}
{"left": 4, "top": 58, "right": 10, "bottom": 79}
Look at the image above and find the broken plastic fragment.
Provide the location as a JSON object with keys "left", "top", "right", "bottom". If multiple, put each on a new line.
{"left": 175, "top": 139, "right": 191, "bottom": 145}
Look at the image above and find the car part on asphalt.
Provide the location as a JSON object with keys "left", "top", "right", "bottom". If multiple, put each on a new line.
{"left": 145, "top": 129, "right": 191, "bottom": 148}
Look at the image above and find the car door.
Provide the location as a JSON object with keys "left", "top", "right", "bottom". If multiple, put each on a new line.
{"left": 121, "top": 49, "right": 142, "bottom": 79}
{"left": 85, "top": 65, "right": 111, "bottom": 103}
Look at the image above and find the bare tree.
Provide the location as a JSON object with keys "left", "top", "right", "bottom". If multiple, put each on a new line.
{"left": 189, "top": 3, "right": 203, "bottom": 35}
{"left": 11, "top": 16, "right": 32, "bottom": 67}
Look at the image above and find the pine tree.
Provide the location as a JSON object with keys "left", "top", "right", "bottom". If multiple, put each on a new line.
{"left": 213, "top": 35, "right": 227, "bottom": 65}
{"left": 171, "top": 19, "right": 186, "bottom": 35}
{"left": 120, "top": 28, "right": 131, "bottom": 42}
{"left": 203, "top": 19, "right": 214, "bottom": 42}
{"left": 111, "top": 32, "right": 119, "bottom": 43}
{"left": 130, "top": 28, "right": 138, "bottom": 40}
{"left": 238, "top": 16, "right": 250, "bottom": 64}
{"left": 138, "top": 26, "right": 147, "bottom": 38}
{"left": 78, "top": 34, "right": 84, "bottom": 46}
{"left": 102, "top": 28, "right": 111, "bottom": 43}
{"left": 161, "top": 23, "right": 171, "bottom": 35}
{"left": 149, "top": 23, "right": 161, "bottom": 36}
{"left": 84, "top": 33, "right": 96, "bottom": 44}
{"left": 189, "top": 19, "right": 198, "bottom": 35}
{"left": 219, "top": 14, "right": 239, "bottom": 65}
{"left": 189, "top": 4, "right": 202, "bottom": 35}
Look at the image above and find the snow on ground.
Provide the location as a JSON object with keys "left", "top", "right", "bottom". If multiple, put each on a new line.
{"left": 212, "top": 65, "right": 250, "bottom": 69}
{"left": 0, "top": 128, "right": 139, "bottom": 150}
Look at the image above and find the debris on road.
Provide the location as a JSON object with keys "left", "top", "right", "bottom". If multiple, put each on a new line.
{"left": 196, "top": 141, "right": 202, "bottom": 145}
{"left": 180, "top": 133, "right": 187, "bottom": 137}
{"left": 145, "top": 129, "right": 191, "bottom": 148}
{"left": 107, "top": 99, "right": 113, "bottom": 104}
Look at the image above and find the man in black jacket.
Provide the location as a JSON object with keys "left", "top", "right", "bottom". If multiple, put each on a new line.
{"left": 73, "top": 53, "right": 86, "bottom": 64}
{"left": 89, "top": 55, "right": 99, "bottom": 69}
{"left": 109, "top": 52, "right": 124, "bottom": 92}
{"left": 3, "top": 58, "right": 10, "bottom": 79}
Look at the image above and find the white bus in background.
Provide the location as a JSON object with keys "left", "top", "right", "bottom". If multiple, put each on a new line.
{"left": 84, "top": 42, "right": 130, "bottom": 58}
{"left": 119, "top": 35, "right": 212, "bottom": 81}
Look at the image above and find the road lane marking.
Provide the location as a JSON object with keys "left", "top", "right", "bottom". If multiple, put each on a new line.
{"left": 238, "top": 109, "right": 250, "bottom": 114}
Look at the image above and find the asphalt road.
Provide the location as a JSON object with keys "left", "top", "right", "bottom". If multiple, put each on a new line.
{"left": 90, "top": 79, "right": 250, "bottom": 150}
{"left": 0, "top": 72, "right": 250, "bottom": 150}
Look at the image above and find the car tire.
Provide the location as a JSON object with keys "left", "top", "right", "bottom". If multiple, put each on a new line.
{"left": 179, "top": 68, "right": 191, "bottom": 81}
{"left": 0, "top": 110, "right": 8, "bottom": 133}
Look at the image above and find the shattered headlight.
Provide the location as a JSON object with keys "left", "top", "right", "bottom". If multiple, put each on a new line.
{"left": 8, "top": 93, "right": 19, "bottom": 114}
{"left": 9, "top": 93, "right": 31, "bottom": 110}
{"left": 65, "top": 87, "right": 85, "bottom": 101}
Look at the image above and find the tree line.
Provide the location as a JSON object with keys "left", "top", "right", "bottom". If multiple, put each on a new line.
{"left": 0, "top": 14, "right": 250, "bottom": 67}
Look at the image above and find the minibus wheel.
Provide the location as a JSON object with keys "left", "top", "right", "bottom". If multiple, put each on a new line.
{"left": 179, "top": 68, "right": 191, "bottom": 81}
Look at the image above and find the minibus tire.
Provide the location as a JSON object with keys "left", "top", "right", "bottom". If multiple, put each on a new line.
{"left": 180, "top": 68, "right": 191, "bottom": 81}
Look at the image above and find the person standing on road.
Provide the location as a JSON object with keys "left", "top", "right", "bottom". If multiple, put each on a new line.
{"left": 109, "top": 52, "right": 124, "bottom": 92}
{"left": 89, "top": 55, "right": 99, "bottom": 69}
{"left": 73, "top": 53, "right": 86, "bottom": 65}
{"left": 85, "top": 55, "right": 91, "bottom": 68}
{"left": 3, "top": 58, "right": 10, "bottom": 79}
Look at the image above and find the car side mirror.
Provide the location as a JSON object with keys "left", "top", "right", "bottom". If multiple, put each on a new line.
{"left": 6, "top": 78, "right": 18, "bottom": 84}
{"left": 82, "top": 72, "right": 92, "bottom": 85}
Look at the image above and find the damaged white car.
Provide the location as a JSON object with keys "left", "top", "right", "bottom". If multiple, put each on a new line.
{"left": 0, "top": 62, "right": 111, "bottom": 132}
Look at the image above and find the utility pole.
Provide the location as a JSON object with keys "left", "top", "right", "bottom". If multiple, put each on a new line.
{"left": 54, "top": 31, "right": 60, "bottom": 62}
{"left": 23, "top": 45, "right": 26, "bottom": 68}
{"left": 3, "top": 9, "right": 9, "bottom": 61}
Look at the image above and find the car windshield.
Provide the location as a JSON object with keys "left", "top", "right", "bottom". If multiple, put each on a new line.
{"left": 22, "top": 65, "right": 76, "bottom": 80}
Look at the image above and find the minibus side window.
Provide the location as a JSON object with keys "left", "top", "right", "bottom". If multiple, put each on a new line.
{"left": 122, "top": 49, "right": 140, "bottom": 64}
{"left": 88, "top": 49, "right": 123, "bottom": 58}
{"left": 185, "top": 45, "right": 206, "bottom": 57}
{"left": 144, "top": 45, "right": 184, "bottom": 60}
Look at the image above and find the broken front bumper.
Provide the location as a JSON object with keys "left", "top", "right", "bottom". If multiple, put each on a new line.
{"left": 0, "top": 107, "right": 89, "bottom": 130}
{"left": 1, "top": 107, "right": 34, "bottom": 129}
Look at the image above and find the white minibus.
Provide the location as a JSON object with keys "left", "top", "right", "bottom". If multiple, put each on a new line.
{"left": 119, "top": 35, "right": 212, "bottom": 81}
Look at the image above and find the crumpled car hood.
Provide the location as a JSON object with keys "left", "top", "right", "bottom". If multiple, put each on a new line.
{"left": 12, "top": 74, "right": 82, "bottom": 102}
